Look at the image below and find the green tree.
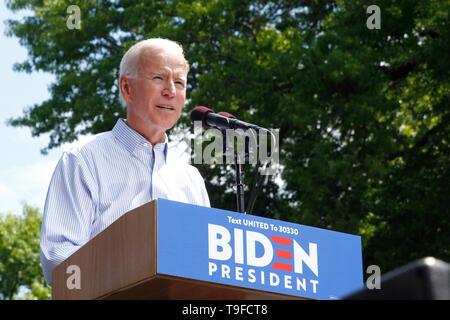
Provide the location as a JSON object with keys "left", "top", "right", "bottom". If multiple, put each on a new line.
{"left": 0, "top": 206, "right": 51, "bottom": 300}
{"left": 5, "top": 0, "right": 449, "bottom": 275}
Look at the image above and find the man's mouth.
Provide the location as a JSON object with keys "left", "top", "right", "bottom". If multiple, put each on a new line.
{"left": 156, "top": 105, "right": 175, "bottom": 111}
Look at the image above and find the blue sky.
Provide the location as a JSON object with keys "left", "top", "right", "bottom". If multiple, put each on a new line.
{"left": 0, "top": 3, "right": 76, "bottom": 215}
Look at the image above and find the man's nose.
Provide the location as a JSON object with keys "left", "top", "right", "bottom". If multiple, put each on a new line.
{"left": 162, "top": 80, "right": 176, "bottom": 98}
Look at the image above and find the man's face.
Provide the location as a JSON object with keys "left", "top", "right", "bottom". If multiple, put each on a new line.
{"left": 124, "top": 46, "right": 187, "bottom": 140}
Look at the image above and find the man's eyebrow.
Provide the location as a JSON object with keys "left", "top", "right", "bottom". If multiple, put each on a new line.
{"left": 148, "top": 71, "right": 186, "bottom": 79}
{"left": 149, "top": 71, "right": 165, "bottom": 76}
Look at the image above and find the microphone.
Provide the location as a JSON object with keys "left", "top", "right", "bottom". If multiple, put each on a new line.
{"left": 190, "top": 106, "right": 264, "bottom": 131}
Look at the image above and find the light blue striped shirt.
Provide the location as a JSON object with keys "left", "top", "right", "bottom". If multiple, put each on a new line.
{"left": 40, "top": 118, "right": 210, "bottom": 286}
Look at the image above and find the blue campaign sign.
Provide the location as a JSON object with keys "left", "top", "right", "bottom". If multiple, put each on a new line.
{"left": 156, "top": 199, "right": 364, "bottom": 300}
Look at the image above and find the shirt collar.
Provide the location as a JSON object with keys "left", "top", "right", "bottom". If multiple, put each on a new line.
{"left": 112, "top": 118, "right": 168, "bottom": 162}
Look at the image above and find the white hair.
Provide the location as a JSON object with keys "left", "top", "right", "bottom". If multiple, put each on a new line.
{"left": 119, "top": 38, "right": 189, "bottom": 107}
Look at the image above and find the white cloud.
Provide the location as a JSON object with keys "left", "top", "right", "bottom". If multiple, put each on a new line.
{"left": 0, "top": 180, "right": 14, "bottom": 197}
{"left": 0, "top": 135, "right": 97, "bottom": 215}
{"left": 0, "top": 159, "right": 58, "bottom": 215}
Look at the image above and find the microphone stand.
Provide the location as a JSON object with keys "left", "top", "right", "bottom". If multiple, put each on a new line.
{"left": 245, "top": 160, "right": 262, "bottom": 214}
{"left": 222, "top": 129, "right": 246, "bottom": 214}
{"left": 234, "top": 150, "right": 246, "bottom": 213}
{"left": 222, "top": 126, "right": 271, "bottom": 215}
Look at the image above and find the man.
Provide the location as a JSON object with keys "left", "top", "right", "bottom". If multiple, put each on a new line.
{"left": 40, "top": 38, "right": 210, "bottom": 286}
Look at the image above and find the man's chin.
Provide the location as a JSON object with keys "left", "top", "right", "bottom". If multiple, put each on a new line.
{"left": 154, "top": 120, "right": 178, "bottom": 133}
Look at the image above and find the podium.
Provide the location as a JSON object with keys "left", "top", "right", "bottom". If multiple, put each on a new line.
{"left": 52, "top": 199, "right": 363, "bottom": 300}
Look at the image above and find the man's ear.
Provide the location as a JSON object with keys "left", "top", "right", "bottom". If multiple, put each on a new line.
{"left": 120, "top": 75, "right": 133, "bottom": 104}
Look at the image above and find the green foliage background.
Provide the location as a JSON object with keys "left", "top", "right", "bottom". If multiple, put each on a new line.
{"left": 0, "top": 206, "right": 51, "bottom": 299}
{"left": 1, "top": 0, "right": 449, "bottom": 299}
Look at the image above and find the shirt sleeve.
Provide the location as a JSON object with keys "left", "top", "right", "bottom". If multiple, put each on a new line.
{"left": 40, "top": 150, "right": 97, "bottom": 286}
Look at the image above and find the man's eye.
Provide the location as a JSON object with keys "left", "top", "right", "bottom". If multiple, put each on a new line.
{"left": 153, "top": 76, "right": 163, "bottom": 80}
{"left": 176, "top": 81, "right": 185, "bottom": 86}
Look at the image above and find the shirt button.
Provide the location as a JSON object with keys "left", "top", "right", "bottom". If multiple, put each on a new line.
{"left": 143, "top": 143, "right": 148, "bottom": 147}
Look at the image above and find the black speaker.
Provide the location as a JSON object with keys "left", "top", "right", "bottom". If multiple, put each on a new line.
{"left": 344, "top": 257, "right": 450, "bottom": 299}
